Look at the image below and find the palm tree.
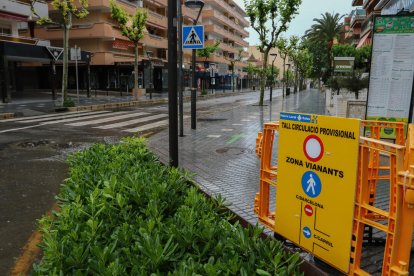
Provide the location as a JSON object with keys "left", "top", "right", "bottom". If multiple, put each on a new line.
{"left": 304, "top": 12, "right": 344, "bottom": 75}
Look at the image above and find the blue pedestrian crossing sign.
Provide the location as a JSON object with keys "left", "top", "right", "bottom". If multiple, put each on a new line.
{"left": 183, "top": 25, "right": 204, "bottom": 49}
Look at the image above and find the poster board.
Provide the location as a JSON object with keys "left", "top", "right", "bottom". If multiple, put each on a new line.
{"left": 366, "top": 15, "right": 414, "bottom": 138}
{"left": 275, "top": 112, "right": 360, "bottom": 273}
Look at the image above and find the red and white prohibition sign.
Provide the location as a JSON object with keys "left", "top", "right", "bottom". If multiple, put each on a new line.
{"left": 304, "top": 204, "right": 313, "bottom": 216}
{"left": 303, "top": 135, "right": 324, "bottom": 162}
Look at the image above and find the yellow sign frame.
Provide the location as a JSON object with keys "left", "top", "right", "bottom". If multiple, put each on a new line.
{"left": 275, "top": 112, "right": 360, "bottom": 273}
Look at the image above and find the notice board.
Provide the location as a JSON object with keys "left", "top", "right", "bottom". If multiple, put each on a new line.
{"left": 366, "top": 15, "right": 414, "bottom": 138}
{"left": 275, "top": 112, "right": 360, "bottom": 273}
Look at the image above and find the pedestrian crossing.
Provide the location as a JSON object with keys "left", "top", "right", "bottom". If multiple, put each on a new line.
{"left": 0, "top": 110, "right": 180, "bottom": 134}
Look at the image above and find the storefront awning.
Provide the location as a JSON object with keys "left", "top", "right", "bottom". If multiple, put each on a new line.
{"left": 356, "top": 32, "right": 372, "bottom": 48}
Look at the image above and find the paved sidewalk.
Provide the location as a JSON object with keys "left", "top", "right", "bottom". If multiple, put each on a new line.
{"left": 149, "top": 89, "right": 326, "bottom": 224}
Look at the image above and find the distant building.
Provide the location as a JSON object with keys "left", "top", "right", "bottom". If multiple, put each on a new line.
{"left": 248, "top": 46, "right": 285, "bottom": 81}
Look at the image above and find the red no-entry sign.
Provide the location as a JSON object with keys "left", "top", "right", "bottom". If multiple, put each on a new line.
{"left": 304, "top": 204, "right": 313, "bottom": 216}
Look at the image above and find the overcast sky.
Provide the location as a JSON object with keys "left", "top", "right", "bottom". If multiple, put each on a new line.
{"left": 234, "top": 0, "right": 352, "bottom": 45}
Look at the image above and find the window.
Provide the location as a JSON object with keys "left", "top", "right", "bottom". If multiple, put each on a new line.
{"left": 0, "top": 24, "right": 12, "bottom": 35}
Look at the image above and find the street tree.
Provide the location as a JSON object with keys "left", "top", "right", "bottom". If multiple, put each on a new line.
{"left": 304, "top": 12, "right": 344, "bottom": 77}
{"left": 293, "top": 48, "right": 313, "bottom": 91}
{"left": 196, "top": 42, "right": 220, "bottom": 94}
{"left": 110, "top": 1, "right": 147, "bottom": 96}
{"left": 245, "top": 62, "right": 260, "bottom": 89}
{"left": 276, "top": 36, "right": 299, "bottom": 96}
{"left": 224, "top": 49, "right": 243, "bottom": 92}
{"left": 30, "top": 0, "right": 89, "bottom": 106}
{"left": 341, "top": 70, "right": 368, "bottom": 100}
{"left": 245, "top": 0, "right": 301, "bottom": 106}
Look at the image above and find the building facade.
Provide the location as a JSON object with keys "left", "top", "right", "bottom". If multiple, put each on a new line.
{"left": 351, "top": 0, "right": 414, "bottom": 48}
{"left": 195, "top": 0, "right": 249, "bottom": 91}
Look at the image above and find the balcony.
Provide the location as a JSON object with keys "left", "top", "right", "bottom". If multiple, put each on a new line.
{"left": 142, "top": 33, "right": 167, "bottom": 49}
{"left": 1, "top": 0, "right": 48, "bottom": 18}
{"left": 204, "top": 0, "right": 249, "bottom": 27}
{"left": 360, "top": 16, "right": 373, "bottom": 37}
{"left": 202, "top": 9, "right": 248, "bottom": 37}
{"left": 204, "top": 24, "right": 248, "bottom": 47}
{"left": 36, "top": 22, "right": 120, "bottom": 40}
{"left": 146, "top": 10, "right": 167, "bottom": 29}
{"left": 352, "top": 0, "right": 363, "bottom": 6}
{"left": 350, "top": 9, "right": 366, "bottom": 28}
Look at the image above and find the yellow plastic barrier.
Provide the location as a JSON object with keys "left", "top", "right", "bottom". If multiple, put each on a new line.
{"left": 254, "top": 120, "right": 413, "bottom": 275}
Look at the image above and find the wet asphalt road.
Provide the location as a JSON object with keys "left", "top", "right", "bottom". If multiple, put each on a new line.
{"left": 0, "top": 89, "right": 286, "bottom": 274}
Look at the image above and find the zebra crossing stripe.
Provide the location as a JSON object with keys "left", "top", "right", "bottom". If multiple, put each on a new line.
{"left": 18, "top": 111, "right": 110, "bottom": 123}
{"left": 1, "top": 111, "right": 92, "bottom": 122}
{"left": 123, "top": 120, "right": 169, "bottom": 133}
{"left": 65, "top": 112, "right": 149, "bottom": 126}
{"left": 95, "top": 114, "right": 168, "bottom": 129}
{"left": 40, "top": 112, "right": 118, "bottom": 125}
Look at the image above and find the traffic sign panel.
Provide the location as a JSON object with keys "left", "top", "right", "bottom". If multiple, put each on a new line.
{"left": 182, "top": 25, "right": 204, "bottom": 49}
{"left": 275, "top": 112, "right": 360, "bottom": 273}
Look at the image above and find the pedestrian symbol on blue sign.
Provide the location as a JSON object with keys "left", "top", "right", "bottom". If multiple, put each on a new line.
{"left": 183, "top": 25, "right": 204, "bottom": 49}
{"left": 303, "top": 227, "right": 312, "bottom": 239}
{"left": 301, "top": 171, "right": 322, "bottom": 198}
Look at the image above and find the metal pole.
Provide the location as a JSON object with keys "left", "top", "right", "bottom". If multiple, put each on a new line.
{"left": 191, "top": 47, "right": 196, "bottom": 130}
{"left": 168, "top": 0, "right": 178, "bottom": 167}
{"left": 150, "top": 60, "right": 153, "bottom": 100}
{"left": 75, "top": 45, "right": 79, "bottom": 105}
{"left": 178, "top": 0, "right": 184, "bottom": 137}
{"left": 270, "top": 61, "right": 274, "bottom": 102}
{"left": 86, "top": 59, "right": 90, "bottom": 98}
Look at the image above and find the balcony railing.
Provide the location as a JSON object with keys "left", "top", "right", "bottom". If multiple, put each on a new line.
{"left": 205, "top": 25, "right": 248, "bottom": 47}
{"left": 204, "top": 0, "right": 249, "bottom": 27}
{"left": 202, "top": 9, "right": 248, "bottom": 37}
{"left": 361, "top": 16, "right": 373, "bottom": 37}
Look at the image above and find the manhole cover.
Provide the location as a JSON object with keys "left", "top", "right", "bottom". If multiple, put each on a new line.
{"left": 215, "top": 147, "right": 252, "bottom": 155}
{"left": 198, "top": 118, "right": 228, "bottom": 122}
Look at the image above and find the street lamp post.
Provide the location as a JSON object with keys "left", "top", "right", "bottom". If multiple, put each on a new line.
{"left": 286, "top": 63, "right": 291, "bottom": 96}
{"left": 185, "top": 0, "right": 204, "bottom": 130}
{"left": 269, "top": 53, "right": 277, "bottom": 102}
{"left": 168, "top": 0, "right": 178, "bottom": 167}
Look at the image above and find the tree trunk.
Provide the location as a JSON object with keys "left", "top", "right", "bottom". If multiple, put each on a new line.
{"left": 61, "top": 19, "right": 71, "bottom": 106}
{"left": 134, "top": 43, "right": 139, "bottom": 95}
{"left": 259, "top": 49, "right": 269, "bottom": 106}
{"left": 294, "top": 66, "right": 299, "bottom": 92}
{"left": 355, "top": 91, "right": 359, "bottom": 100}
{"left": 232, "top": 64, "right": 235, "bottom": 92}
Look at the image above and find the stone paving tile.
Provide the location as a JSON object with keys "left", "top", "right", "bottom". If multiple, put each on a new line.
{"left": 148, "top": 89, "right": 414, "bottom": 274}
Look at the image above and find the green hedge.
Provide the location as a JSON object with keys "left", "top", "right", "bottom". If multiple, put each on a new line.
{"left": 34, "top": 138, "right": 302, "bottom": 275}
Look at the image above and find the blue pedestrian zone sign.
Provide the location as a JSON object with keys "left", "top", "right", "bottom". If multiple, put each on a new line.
{"left": 183, "top": 25, "right": 204, "bottom": 49}
{"left": 301, "top": 171, "right": 322, "bottom": 198}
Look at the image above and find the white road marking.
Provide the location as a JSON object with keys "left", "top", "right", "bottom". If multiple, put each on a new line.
{"left": 221, "top": 128, "right": 234, "bottom": 131}
{"left": 123, "top": 120, "right": 169, "bottom": 133}
{"left": 95, "top": 114, "right": 168, "bottom": 129}
{"left": 207, "top": 135, "right": 221, "bottom": 138}
{"left": 65, "top": 112, "right": 149, "bottom": 126}
{"left": 232, "top": 123, "right": 243, "bottom": 126}
{"left": 0, "top": 125, "right": 41, "bottom": 134}
{"left": 40, "top": 112, "right": 117, "bottom": 125}
{"left": 21, "top": 111, "right": 110, "bottom": 123}
{"left": 1, "top": 111, "right": 92, "bottom": 122}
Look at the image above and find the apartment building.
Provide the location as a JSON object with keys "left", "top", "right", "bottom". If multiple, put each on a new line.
{"left": 197, "top": 0, "right": 249, "bottom": 90}
{"left": 35, "top": 0, "right": 200, "bottom": 92}
{"left": 344, "top": 8, "right": 366, "bottom": 46}
{"left": 351, "top": 0, "right": 414, "bottom": 48}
